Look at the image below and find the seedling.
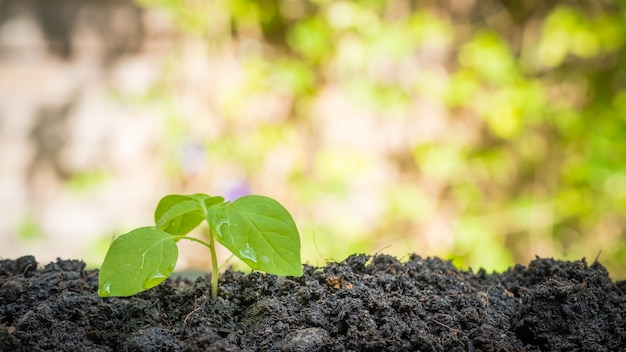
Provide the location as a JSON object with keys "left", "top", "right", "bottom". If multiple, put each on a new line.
{"left": 98, "top": 193, "right": 302, "bottom": 299}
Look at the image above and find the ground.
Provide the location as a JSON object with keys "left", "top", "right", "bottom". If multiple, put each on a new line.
{"left": 0, "top": 254, "right": 624, "bottom": 351}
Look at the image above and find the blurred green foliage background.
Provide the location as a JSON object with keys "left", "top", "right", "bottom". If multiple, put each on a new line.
{"left": 124, "top": 0, "right": 626, "bottom": 277}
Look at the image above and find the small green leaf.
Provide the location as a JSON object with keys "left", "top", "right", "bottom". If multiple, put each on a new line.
{"left": 98, "top": 227, "right": 178, "bottom": 297}
{"left": 207, "top": 195, "right": 302, "bottom": 276}
{"left": 155, "top": 194, "right": 223, "bottom": 236}
{"left": 194, "top": 193, "right": 226, "bottom": 209}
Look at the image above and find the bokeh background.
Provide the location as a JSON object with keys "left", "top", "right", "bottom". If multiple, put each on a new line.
{"left": 1, "top": 0, "right": 625, "bottom": 279}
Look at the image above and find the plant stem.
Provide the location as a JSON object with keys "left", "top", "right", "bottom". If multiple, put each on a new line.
{"left": 176, "top": 235, "right": 212, "bottom": 248}
{"left": 199, "top": 200, "right": 219, "bottom": 300}
{"left": 176, "top": 234, "right": 219, "bottom": 299}
{"left": 208, "top": 230, "right": 219, "bottom": 300}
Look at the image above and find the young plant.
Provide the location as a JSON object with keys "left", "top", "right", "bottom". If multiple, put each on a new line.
{"left": 98, "top": 193, "right": 302, "bottom": 299}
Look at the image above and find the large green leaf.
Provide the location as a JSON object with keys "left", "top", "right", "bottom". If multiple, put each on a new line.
{"left": 155, "top": 194, "right": 223, "bottom": 236}
{"left": 207, "top": 195, "right": 302, "bottom": 276}
{"left": 98, "top": 227, "right": 178, "bottom": 297}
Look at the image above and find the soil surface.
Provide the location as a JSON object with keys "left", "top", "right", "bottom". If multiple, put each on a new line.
{"left": 1, "top": 254, "right": 625, "bottom": 351}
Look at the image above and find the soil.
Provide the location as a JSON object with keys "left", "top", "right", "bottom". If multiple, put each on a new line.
{"left": 0, "top": 254, "right": 625, "bottom": 352}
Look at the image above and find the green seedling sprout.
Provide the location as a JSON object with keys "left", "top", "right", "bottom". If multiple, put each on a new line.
{"left": 98, "top": 194, "right": 302, "bottom": 299}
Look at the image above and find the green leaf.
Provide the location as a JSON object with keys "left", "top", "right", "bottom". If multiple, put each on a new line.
{"left": 98, "top": 227, "right": 178, "bottom": 297}
{"left": 207, "top": 195, "right": 302, "bottom": 276}
{"left": 155, "top": 194, "right": 223, "bottom": 236}
{"left": 195, "top": 193, "right": 226, "bottom": 208}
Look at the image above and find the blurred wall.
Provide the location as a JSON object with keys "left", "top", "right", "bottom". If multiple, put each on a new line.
{"left": 0, "top": 0, "right": 165, "bottom": 265}
{"left": 1, "top": 0, "right": 625, "bottom": 279}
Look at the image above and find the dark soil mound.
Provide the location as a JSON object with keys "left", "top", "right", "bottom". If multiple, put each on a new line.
{"left": 1, "top": 254, "right": 624, "bottom": 351}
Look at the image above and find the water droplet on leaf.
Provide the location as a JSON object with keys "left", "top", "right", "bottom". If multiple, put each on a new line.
{"left": 142, "top": 270, "right": 167, "bottom": 289}
{"left": 99, "top": 281, "right": 112, "bottom": 297}
{"left": 214, "top": 219, "right": 230, "bottom": 240}
{"left": 239, "top": 244, "right": 257, "bottom": 264}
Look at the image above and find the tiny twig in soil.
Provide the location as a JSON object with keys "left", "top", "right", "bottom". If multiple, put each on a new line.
{"left": 432, "top": 319, "right": 464, "bottom": 335}
{"left": 0, "top": 264, "right": 33, "bottom": 285}
{"left": 373, "top": 244, "right": 392, "bottom": 257}
{"left": 593, "top": 251, "right": 602, "bottom": 264}
{"left": 181, "top": 296, "right": 201, "bottom": 336}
